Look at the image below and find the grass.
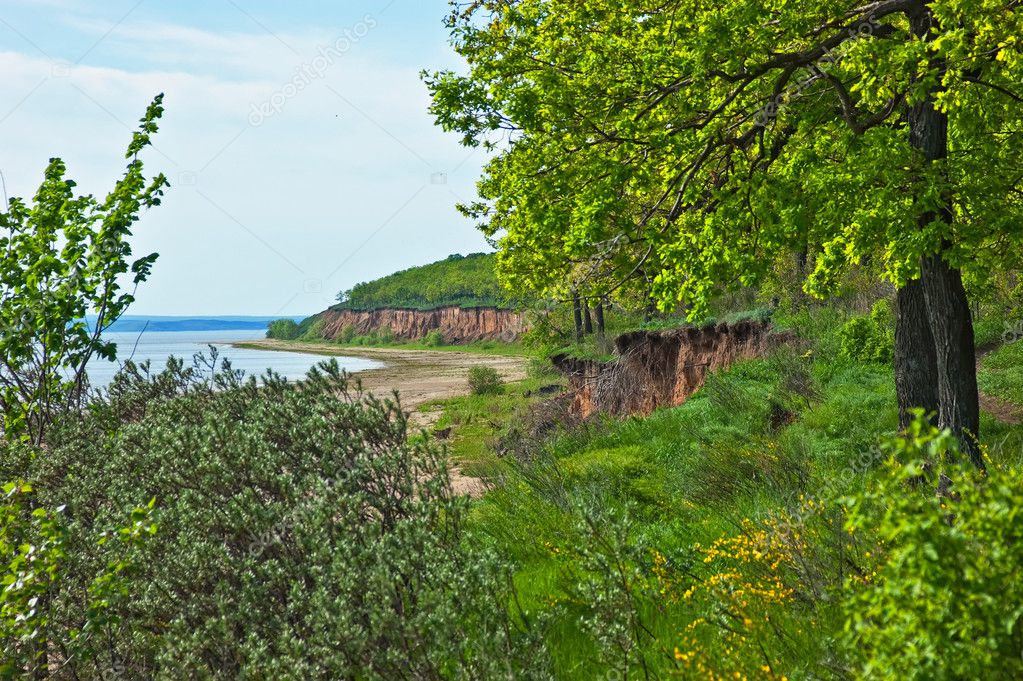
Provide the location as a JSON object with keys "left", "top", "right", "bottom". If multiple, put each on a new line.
{"left": 420, "top": 375, "right": 565, "bottom": 477}
{"left": 978, "top": 339, "right": 1023, "bottom": 406}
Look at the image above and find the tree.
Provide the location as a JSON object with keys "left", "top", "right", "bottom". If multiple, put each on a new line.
{"left": 0, "top": 95, "right": 168, "bottom": 445}
{"left": 427, "top": 1, "right": 1023, "bottom": 464}
{"left": 267, "top": 318, "right": 301, "bottom": 340}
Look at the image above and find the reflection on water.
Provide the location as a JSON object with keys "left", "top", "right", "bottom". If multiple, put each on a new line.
{"left": 85, "top": 329, "right": 382, "bottom": 389}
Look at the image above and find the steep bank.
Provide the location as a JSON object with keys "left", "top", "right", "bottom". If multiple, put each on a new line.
{"left": 553, "top": 320, "right": 791, "bottom": 418}
{"left": 318, "top": 306, "right": 528, "bottom": 343}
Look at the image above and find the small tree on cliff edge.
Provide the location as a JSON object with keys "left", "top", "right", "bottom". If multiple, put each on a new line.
{"left": 0, "top": 95, "right": 168, "bottom": 445}
{"left": 427, "top": 1, "right": 1023, "bottom": 465}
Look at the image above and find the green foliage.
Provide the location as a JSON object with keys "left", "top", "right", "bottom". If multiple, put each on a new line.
{"left": 468, "top": 365, "right": 504, "bottom": 395}
{"left": 423, "top": 329, "right": 446, "bottom": 347}
{"left": 427, "top": 1, "right": 1023, "bottom": 316}
{"left": 0, "top": 96, "right": 168, "bottom": 444}
{"left": 839, "top": 299, "right": 895, "bottom": 363}
{"left": 843, "top": 414, "right": 1023, "bottom": 679}
{"left": 0, "top": 479, "right": 156, "bottom": 678}
{"left": 266, "top": 318, "right": 300, "bottom": 340}
{"left": 298, "top": 317, "right": 326, "bottom": 342}
{"left": 1, "top": 358, "right": 541, "bottom": 678}
{"left": 0, "top": 480, "right": 65, "bottom": 677}
{"left": 335, "top": 252, "right": 511, "bottom": 311}
{"left": 720, "top": 306, "right": 776, "bottom": 326}
{"left": 337, "top": 323, "right": 357, "bottom": 344}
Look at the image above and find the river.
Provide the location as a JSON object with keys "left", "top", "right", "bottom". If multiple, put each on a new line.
{"left": 84, "top": 328, "right": 382, "bottom": 389}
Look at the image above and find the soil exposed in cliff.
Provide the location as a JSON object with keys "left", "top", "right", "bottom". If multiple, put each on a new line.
{"left": 319, "top": 306, "right": 527, "bottom": 343}
{"left": 553, "top": 320, "right": 791, "bottom": 418}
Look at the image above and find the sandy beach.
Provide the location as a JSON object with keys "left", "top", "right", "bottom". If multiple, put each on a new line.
{"left": 234, "top": 340, "right": 529, "bottom": 413}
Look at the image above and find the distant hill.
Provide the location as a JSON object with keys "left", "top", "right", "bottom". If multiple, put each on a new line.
{"left": 99, "top": 316, "right": 303, "bottom": 333}
{"left": 332, "top": 253, "right": 510, "bottom": 311}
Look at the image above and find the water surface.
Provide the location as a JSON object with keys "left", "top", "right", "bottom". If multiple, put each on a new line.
{"left": 85, "top": 329, "right": 381, "bottom": 389}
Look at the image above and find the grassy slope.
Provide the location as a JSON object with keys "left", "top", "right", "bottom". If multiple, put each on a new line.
{"left": 427, "top": 307, "right": 1023, "bottom": 677}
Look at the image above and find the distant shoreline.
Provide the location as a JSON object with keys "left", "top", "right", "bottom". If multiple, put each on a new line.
{"left": 232, "top": 339, "right": 529, "bottom": 412}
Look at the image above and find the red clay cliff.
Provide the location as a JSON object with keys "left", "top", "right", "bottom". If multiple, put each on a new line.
{"left": 553, "top": 320, "right": 791, "bottom": 418}
{"left": 318, "top": 306, "right": 527, "bottom": 343}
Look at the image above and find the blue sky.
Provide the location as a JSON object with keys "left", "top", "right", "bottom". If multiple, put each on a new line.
{"left": 0, "top": 0, "right": 489, "bottom": 315}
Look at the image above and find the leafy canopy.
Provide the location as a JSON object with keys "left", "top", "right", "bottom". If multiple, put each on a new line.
{"left": 427, "top": 1, "right": 1023, "bottom": 315}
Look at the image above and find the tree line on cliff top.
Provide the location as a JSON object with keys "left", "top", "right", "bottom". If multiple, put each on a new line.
{"left": 331, "top": 252, "right": 513, "bottom": 311}
{"left": 424, "top": 0, "right": 1023, "bottom": 463}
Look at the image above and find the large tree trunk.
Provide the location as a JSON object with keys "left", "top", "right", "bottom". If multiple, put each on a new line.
{"left": 920, "top": 254, "right": 982, "bottom": 466}
{"left": 894, "top": 279, "right": 939, "bottom": 429}
{"left": 594, "top": 299, "right": 606, "bottom": 338}
{"left": 583, "top": 301, "right": 594, "bottom": 334}
{"left": 905, "top": 5, "right": 982, "bottom": 466}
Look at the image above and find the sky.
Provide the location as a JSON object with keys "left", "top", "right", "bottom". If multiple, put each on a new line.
{"left": 0, "top": 0, "right": 490, "bottom": 316}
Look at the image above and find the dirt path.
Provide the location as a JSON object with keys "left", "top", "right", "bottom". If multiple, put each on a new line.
{"left": 235, "top": 340, "right": 529, "bottom": 496}
{"left": 978, "top": 392, "right": 1023, "bottom": 426}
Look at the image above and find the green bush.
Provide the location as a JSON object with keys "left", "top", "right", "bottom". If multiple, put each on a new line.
{"left": 1, "top": 479, "right": 157, "bottom": 678}
{"left": 423, "top": 329, "right": 446, "bottom": 346}
{"left": 336, "top": 323, "right": 357, "bottom": 344}
{"left": 843, "top": 414, "right": 1023, "bottom": 680}
{"left": 0, "top": 358, "right": 542, "bottom": 678}
{"left": 468, "top": 365, "right": 504, "bottom": 395}
{"left": 266, "top": 318, "right": 300, "bottom": 340}
{"left": 838, "top": 299, "right": 894, "bottom": 363}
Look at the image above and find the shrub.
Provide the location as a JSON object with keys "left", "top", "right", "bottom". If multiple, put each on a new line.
{"left": 1, "top": 479, "right": 157, "bottom": 678}
{"left": 266, "top": 318, "right": 300, "bottom": 340}
{"left": 337, "top": 323, "right": 357, "bottom": 344}
{"left": 838, "top": 299, "right": 894, "bottom": 363}
{"left": 423, "top": 329, "right": 446, "bottom": 347}
{"left": 0, "top": 359, "right": 542, "bottom": 678}
{"left": 843, "top": 414, "right": 1023, "bottom": 680}
{"left": 468, "top": 365, "right": 504, "bottom": 395}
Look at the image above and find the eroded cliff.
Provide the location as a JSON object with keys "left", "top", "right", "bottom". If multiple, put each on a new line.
{"left": 553, "top": 320, "right": 791, "bottom": 418}
{"left": 319, "top": 306, "right": 528, "bottom": 343}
